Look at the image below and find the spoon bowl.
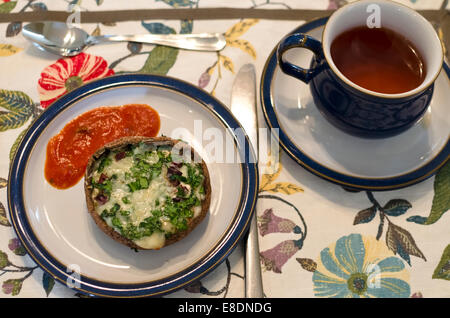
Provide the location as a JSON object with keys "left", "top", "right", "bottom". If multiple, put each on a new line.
{"left": 23, "top": 22, "right": 226, "bottom": 56}
{"left": 24, "top": 22, "right": 89, "bottom": 56}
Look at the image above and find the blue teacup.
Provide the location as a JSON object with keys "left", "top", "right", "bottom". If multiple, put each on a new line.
{"left": 277, "top": 0, "right": 444, "bottom": 138}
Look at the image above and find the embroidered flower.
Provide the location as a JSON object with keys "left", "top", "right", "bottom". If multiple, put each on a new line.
{"left": 258, "top": 208, "right": 300, "bottom": 236}
{"left": 8, "top": 238, "right": 20, "bottom": 251}
{"left": 2, "top": 279, "right": 23, "bottom": 296}
{"left": 313, "top": 233, "right": 410, "bottom": 298}
{"left": 8, "top": 238, "right": 26, "bottom": 256}
{"left": 2, "top": 281, "right": 14, "bottom": 294}
{"left": 38, "top": 53, "right": 114, "bottom": 108}
{"left": 198, "top": 71, "right": 211, "bottom": 89}
{"left": 260, "top": 239, "right": 303, "bottom": 273}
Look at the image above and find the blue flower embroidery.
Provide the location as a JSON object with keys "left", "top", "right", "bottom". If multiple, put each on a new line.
{"left": 313, "top": 233, "right": 410, "bottom": 298}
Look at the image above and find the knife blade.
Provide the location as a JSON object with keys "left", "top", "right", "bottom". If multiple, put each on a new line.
{"left": 230, "top": 63, "right": 264, "bottom": 298}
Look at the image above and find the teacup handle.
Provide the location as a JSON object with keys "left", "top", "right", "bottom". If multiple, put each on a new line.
{"left": 277, "top": 33, "right": 324, "bottom": 84}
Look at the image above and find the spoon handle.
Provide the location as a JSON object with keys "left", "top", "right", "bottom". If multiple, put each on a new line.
{"left": 89, "top": 33, "right": 226, "bottom": 52}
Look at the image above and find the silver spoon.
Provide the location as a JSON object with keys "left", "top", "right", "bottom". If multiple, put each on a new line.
{"left": 22, "top": 21, "right": 227, "bottom": 56}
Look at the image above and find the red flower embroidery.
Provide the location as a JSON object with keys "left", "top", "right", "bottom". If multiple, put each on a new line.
{"left": 38, "top": 53, "right": 114, "bottom": 108}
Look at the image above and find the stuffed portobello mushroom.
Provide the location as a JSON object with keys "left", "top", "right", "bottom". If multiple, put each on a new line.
{"left": 84, "top": 136, "right": 211, "bottom": 250}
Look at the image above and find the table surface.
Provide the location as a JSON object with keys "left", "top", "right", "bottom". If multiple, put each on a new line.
{"left": 0, "top": 0, "right": 449, "bottom": 298}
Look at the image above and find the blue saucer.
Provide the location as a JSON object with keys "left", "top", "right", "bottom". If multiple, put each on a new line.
{"left": 261, "top": 17, "right": 449, "bottom": 190}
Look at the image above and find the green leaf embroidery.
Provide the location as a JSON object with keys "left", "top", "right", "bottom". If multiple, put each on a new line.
{"left": 296, "top": 258, "right": 317, "bottom": 272}
{"left": 42, "top": 272, "right": 55, "bottom": 297}
{"left": 0, "top": 1, "right": 17, "bottom": 14}
{"left": 407, "top": 161, "right": 450, "bottom": 225}
{"left": 0, "top": 202, "right": 11, "bottom": 227}
{"left": 353, "top": 206, "right": 377, "bottom": 225}
{"left": 2, "top": 278, "right": 23, "bottom": 296}
{"left": 180, "top": 19, "right": 193, "bottom": 34}
{"left": 127, "top": 42, "right": 142, "bottom": 54}
{"left": 30, "top": 2, "right": 47, "bottom": 11}
{"left": 0, "top": 90, "right": 34, "bottom": 132}
{"left": 386, "top": 222, "right": 426, "bottom": 265}
{"left": 8, "top": 239, "right": 26, "bottom": 256}
{"left": 141, "top": 22, "right": 175, "bottom": 35}
{"left": 433, "top": 244, "right": 450, "bottom": 280}
{"left": 406, "top": 215, "right": 427, "bottom": 224}
{"left": 5, "top": 22, "right": 22, "bottom": 38}
{"left": 9, "top": 128, "right": 27, "bottom": 162}
{"left": 425, "top": 162, "right": 450, "bottom": 224}
{"left": 0, "top": 251, "right": 9, "bottom": 269}
{"left": 136, "top": 22, "right": 179, "bottom": 75}
{"left": 138, "top": 46, "right": 179, "bottom": 75}
{"left": 383, "top": 199, "right": 412, "bottom": 216}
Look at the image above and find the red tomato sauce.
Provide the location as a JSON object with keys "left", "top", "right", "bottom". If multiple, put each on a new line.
{"left": 45, "top": 104, "right": 160, "bottom": 189}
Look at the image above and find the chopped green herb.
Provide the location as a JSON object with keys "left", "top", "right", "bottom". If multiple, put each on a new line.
{"left": 177, "top": 186, "right": 186, "bottom": 197}
{"left": 170, "top": 174, "right": 187, "bottom": 183}
{"left": 121, "top": 224, "right": 140, "bottom": 240}
{"left": 100, "top": 209, "right": 115, "bottom": 219}
{"left": 110, "top": 203, "right": 120, "bottom": 213}
{"left": 111, "top": 217, "right": 122, "bottom": 229}
{"left": 139, "top": 177, "right": 149, "bottom": 189}
{"left": 97, "top": 156, "right": 112, "bottom": 173}
{"left": 94, "top": 143, "right": 207, "bottom": 242}
{"left": 157, "top": 150, "right": 172, "bottom": 163}
{"left": 187, "top": 164, "right": 203, "bottom": 188}
{"left": 127, "top": 181, "right": 139, "bottom": 192}
{"left": 92, "top": 179, "right": 112, "bottom": 195}
{"left": 120, "top": 210, "right": 130, "bottom": 217}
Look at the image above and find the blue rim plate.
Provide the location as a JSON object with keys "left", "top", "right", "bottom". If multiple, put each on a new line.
{"left": 261, "top": 17, "right": 450, "bottom": 191}
{"left": 8, "top": 73, "right": 258, "bottom": 297}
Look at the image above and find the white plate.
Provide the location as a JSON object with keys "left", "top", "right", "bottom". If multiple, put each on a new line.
{"left": 8, "top": 74, "right": 258, "bottom": 297}
{"left": 261, "top": 18, "right": 450, "bottom": 190}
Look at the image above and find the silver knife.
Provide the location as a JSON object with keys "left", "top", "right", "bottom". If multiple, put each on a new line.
{"left": 230, "top": 63, "right": 264, "bottom": 298}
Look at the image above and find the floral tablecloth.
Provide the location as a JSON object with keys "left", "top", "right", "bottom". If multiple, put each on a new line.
{"left": 0, "top": 0, "right": 448, "bottom": 298}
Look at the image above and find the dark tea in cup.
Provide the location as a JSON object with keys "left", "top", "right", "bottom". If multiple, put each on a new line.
{"left": 330, "top": 26, "right": 426, "bottom": 94}
{"left": 276, "top": 0, "right": 443, "bottom": 138}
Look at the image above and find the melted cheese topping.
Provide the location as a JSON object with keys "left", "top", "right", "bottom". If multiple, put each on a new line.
{"left": 128, "top": 166, "right": 173, "bottom": 226}
{"left": 89, "top": 142, "right": 206, "bottom": 249}
{"left": 133, "top": 231, "right": 166, "bottom": 250}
